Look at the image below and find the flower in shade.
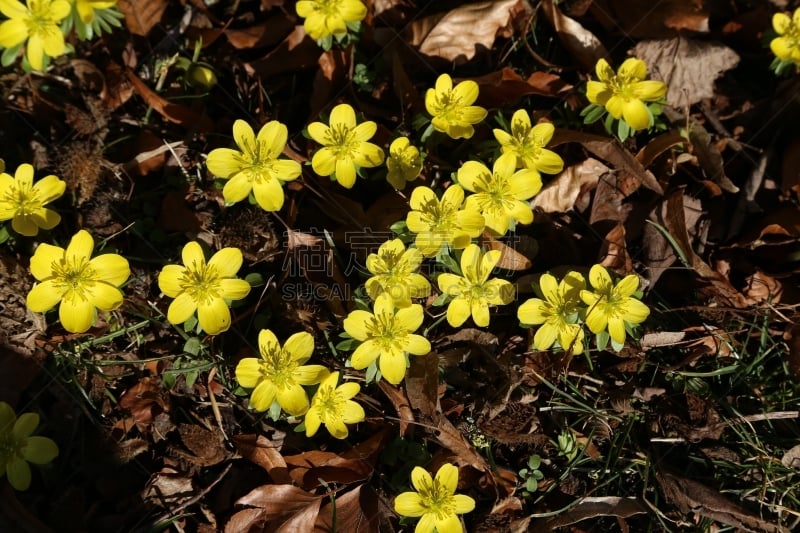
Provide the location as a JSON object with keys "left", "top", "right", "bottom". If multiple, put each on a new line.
{"left": 235, "top": 330, "right": 329, "bottom": 415}
{"left": 71, "top": 0, "right": 116, "bottom": 24}
{"left": 343, "top": 293, "right": 430, "bottom": 385}
{"left": 0, "top": 0, "right": 71, "bottom": 71}
{"left": 517, "top": 271, "right": 586, "bottom": 354}
{"left": 26, "top": 230, "right": 130, "bottom": 333}
{"left": 394, "top": 463, "right": 475, "bottom": 533}
{"left": 296, "top": 0, "right": 366, "bottom": 41}
{"left": 771, "top": 8, "right": 800, "bottom": 66}
{"left": 0, "top": 163, "right": 65, "bottom": 236}
{"left": 492, "top": 110, "right": 564, "bottom": 174}
{"left": 406, "top": 185, "right": 484, "bottom": 258}
{"left": 0, "top": 402, "right": 58, "bottom": 491}
{"left": 457, "top": 154, "right": 541, "bottom": 237}
{"left": 157, "top": 242, "right": 251, "bottom": 335}
{"left": 206, "top": 119, "right": 301, "bottom": 212}
{"left": 304, "top": 371, "right": 364, "bottom": 439}
{"left": 386, "top": 137, "right": 423, "bottom": 190}
{"left": 425, "top": 73, "right": 487, "bottom": 139}
{"left": 437, "top": 244, "right": 514, "bottom": 327}
{"left": 586, "top": 58, "right": 667, "bottom": 131}
{"left": 365, "top": 238, "right": 430, "bottom": 307}
{"left": 307, "top": 103, "right": 384, "bottom": 188}
{"left": 580, "top": 264, "right": 650, "bottom": 345}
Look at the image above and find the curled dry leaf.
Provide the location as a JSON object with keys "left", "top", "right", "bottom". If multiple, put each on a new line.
{"left": 117, "top": 0, "right": 168, "bottom": 36}
{"left": 230, "top": 484, "right": 322, "bottom": 533}
{"left": 473, "top": 68, "right": 573, "bottom": 108}
{"left": 481, "top": 231, "right": 533, "bottom": 271}
{"left": 315, "top": 484, "right": 381, "bottom": 532}
{"left": 233, "top": 434, "right": 291, "bottom": 484}
{"left": 591, "top": 0, "right": 709, "bottom": 38}
{"left": 532, "top": 496, "right": 647, "bottom": 530}
{"left": 124, "top": 70, "right": 213, "bottom": 131}
{"left": 407, "top": 0, "right": 531, "bottom": 64}
{"left": 532, "top": 157, "right": 608, "bottom": 213}
{"left": 245, "top": 26, "right": 321, "bottom": 79}
{"left": 541, "top": 0, "right": 608, "bottom": 72}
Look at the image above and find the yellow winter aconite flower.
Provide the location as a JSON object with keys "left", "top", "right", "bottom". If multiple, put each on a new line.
{"left": 386, "top": 137, "right": 423, "bottom": 190}
{"left": 437, "top": 244, "right": 514, "bottom": 327}
{"left": 296, "top": 0, "right": 366, "bottom": 41}
{"left": 406, "top": 185, "right": 485, "bottom": 258}
{"left": 425, "top": 74, "right": 487, "bottom": 139}
{"left": 235, "top": 330, "right": 329, "bottom": 416}
{"left": 580, "top": 264, "right": 649, "bottom": 345}
{"left": 26, "top": 230, "right": 130, "bottom": 333}
{"left": 365, "top": 238, "right": 430, "bottom": 307}
{"left": 771, "top": 8, "right": 800, "bottom": 66}
{"left": 0, "top": 402, "right": 58, "bottom": 491}
{"left": 394, "top": 463, "right": 475, "bottom": 533}
{"left": 457, "top": 153, "right": 541, "bottom": 237}
{"left": 518, "top": 271, "right": 586, "bottom": 355}
{"left": 343, "top": 293, "right": 430, "bottom": 385}
{"left": 308, "top": 103, "right": 384, "bottom": 188}
{"left": 0, "top": 163, "right": 65, "bottom": 236}
{"left": 586, "top": 58, "right": 667, "bottom": 131}
{"left": 71, "top": 0, "right": 116, "bottom": 24}
{"left": 157, "top": 242, "right": 251, "bottom": 335}
{"left": 304, "top": 371, "right": 365, "bottom": 439}
{"left": 0, "top": 0, "right": 71, "bottom": 71}
{"left": 492, "top": 110, "right": 564, "bottom": 174}
{"left": 206, "top": 120, "right": 301, "bottom": 212}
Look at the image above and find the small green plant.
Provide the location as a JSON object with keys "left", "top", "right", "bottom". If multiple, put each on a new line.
{"left": 518, "top": 454, "right": 545, "bottom": 496}
{"left": 555, "top": 429, "right": 579, "bottom": 463}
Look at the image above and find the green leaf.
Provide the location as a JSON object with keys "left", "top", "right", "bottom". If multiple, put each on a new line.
{"left": 183, "top": 337, "right": 202, "bottom": 356}
{"left": 245, "top": 272, "right": 265, "bottom": 287}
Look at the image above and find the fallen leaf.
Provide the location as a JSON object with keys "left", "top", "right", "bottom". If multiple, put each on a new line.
{"left": 781, "top": 444, "right": 800, "bottom": 468}
{"left": 541, "top": 0, "right": 609, "bottom": 72}
{"left": 599, "top": 222, "right": 632, "bottom": 272}
{"left": 474, "top": 68, "right": 573, "bottom": 108}
{"left": 117, "top": 0, "right": 167, "bottom": 36}
{"left": 119, "top": 377, "right": 169, "bottom": 432}
{"left": 378, "top": 380, "right": 414, "bottom": 436}
{"left": 232, "top": 485, "right": 322, "bottom": 528}
{"left": 636, "top": 130, "right": 686, "bottom": 169}
{"left": 632, "top": 38, "right": 739, "bottom": 108}
{"left": 743, "top": 270, "right": 782, "bottom": 304}
{"left": 407, "top": 0, "right": 531, "bottom": 64}
{"left": 245, "top": 26, "right": 321, "bottom": 79}
{"left": 590, "top": 0, "right": 709, "bottom": 38}
{"left": 158, "top": 189, "right": 203, "bottom": 233}
{"left": 481, "top": 232, "right": 532, "bottom": 270}
{"left": 314, "top": 484, "right": 381, "bottom": 532}
{"left": 234, "top": 434, "right": 291, "bottom": 484}
{"left": 532, "top": 496, "right": 647, "bottom": 530}
{"left": 405, "top": 352, "right": 440, "bottom": 419}
{"left": 532, "top": 158, "right": 608, "bottom": 213}
{"left": 225, "top": 14, "right": 294, "bottom": 49}
{"left": 124, "top": 70, "right": 213, "bottom": 131}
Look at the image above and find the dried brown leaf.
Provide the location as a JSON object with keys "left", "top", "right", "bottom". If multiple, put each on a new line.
{"left": 541, "top": 0, "right": 608, "bottom": 72}
{"left": 481, "top": 232, "right": 532, "bottom": 270}
{"left": 378, "top": 380, "right": 414, "bottom": 436}
{"left": 590, "top": 0, "right": 709, "bottom": 38}
{"left": 235, "top": 484, "right": 321, "bottom": 517}
{"left": 533, "top": 496, "right": 647, "bottom": 530}
{"left": 233, "top": 434, "right": 291, "bottom": 484}
{"left": 473, "top": 68, "right": 573, "bottom": 108}
{"left": 124, "top": 70, "right": 213, "bottom": 131}
{"left": 314, "top": 484, "right": 381, "bottom": 532}
{"left": 118, "top": 0, "right": 167, "bottom": 36}
{"left": 225, "top": 15, "right": 294, "bottom": 49}
{"left": 408, "top": 0, "right": 530, "bottom": 64}
{"left": 781, "top": 444, "right": 800, "bottom": 468}
{"left": 406, "top": 352, "right": 440, "bottom": 418}
{"left": 245, "top": 26, "right": 321, "bottom": 79}
{"left": 636, "top": 131, "right": 686, "bottom": 169}
{"left": 532, "top": 157, "right": 608, "bottom": 213}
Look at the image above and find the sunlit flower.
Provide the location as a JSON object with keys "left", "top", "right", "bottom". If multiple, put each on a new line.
{"left": 406, "top": 185, "right": 484, "bottom": 258}
{"left": 157, "top": 242, "right": 251, "bottom": 335}
{"left": 386, "top": 137, "right": 423, "bottom": 190}
{"left": 518, "top": 271, "right": 586, "bottom": 354}
{"left": 492, "top": 110, "right": 564, "bottom": 174}
{"left": 457, "top": 154, "right": 540, "bottom": 237}
{"left": 343, "top": 293, "right": 430, "bottom": 385}
{"left": 206, "top": 120, "right": 301, "bottom": 212}
{"left": 580, "top": 264, "right": 649, "bottom": 345}
{"left": 0, "top": 402, "right": 58, "bottom": 491}
{"left": 437, "top": 244, "right": 514, "bottom": 327}
{"left": 771, "top": 8, "right": 800, "bottom": 66}
{"left": 586, "top": 58, "right": 667, "bottom": 131}
{"left": 365, "top": 238, "right": 430, "bottom": 307}
{"left": 425, "top": 74, "right": 487, "bottom": 139}
{"left": 394, "top": 463, "right": 475, "bottom": 533}
{"left": 26, "top": 230, "right": 130, "bottom": 333}
{"left": 70, "top": 0, "right": 116, "bottom": 24}
{"left": 235, "top": 330, "right": 329, "bottom": 416}
{"left": 296, "top": 0, "right": 366, "bottom": 41}
{"left": 0, "top": 0, "right": 71, "bottom": 71}
{"left": 307, "top": 103, "right": 384, "bottom": 188}
{"left": 0, "top": 163, "right": 65, "bottom": 236}
{"left": 305, "top": 371, "right": 364, "bottom": 439}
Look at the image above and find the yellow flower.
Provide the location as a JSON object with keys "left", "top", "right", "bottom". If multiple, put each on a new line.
{"left": 0, "top": 402, "right": 58, "bottom": 491}
{"left": 437, "top": 244, "right": 514, "bottom": 327}
{"left": 0, "top": 163, "right": 65, "bottom": 236}
{"left": 492, "top": 110, "right": 564, "bottom": 174}
{"left": 71, "top": 0, "right": 116, "bottom": 24}
{"left": 394, "top": 463, "right": 475, "bottom": 533}
{"left": 365, "top": 238, "right": 430, "bottom": 307}
{"left": 580, "top": 264, "right": 649, "bottom": 345}
{"left": 157, "top": 242, "right": 251, "bottom": 335}
{"left": 308, "top": 103, "right": 384, "bottom": 188}
{"left": 235, "top": 330, "right": 329, "bottom": 416}
{"left": 386, "top": 137, "right": 423, "bottom": 190}
{"left": 343, "top": 293, "right": 430, "bottom": 385}
{"left": 296, "top": 0, "right": 366, "bottom": 41}
{"left": 586, "top": 58, "right": 667, "bottom": 131}
{"left": 771, "top": 9, "right": 800, "bottom": 65}
{"left": 457, "top": 153, "right": 541, "bottom": 237}
{"left": 206, "top": 120, "right": 301, "bottom": 212}
{"left": 518, "top": 271, "right": 586, "bottom": 354}
{"left": 304, "top": 371, "right": 364, "bottom": 439}
{"left": 26, "top": 229, "right": 130, "bottom": 333}
{"left": 425, "top": 73, "right": 487, "bottom": 139}
{"left": 406, "top": 185, "right": 484, "bottom": 258}
{"left": 0, "top": 0, "right": 71, "bottom": 71}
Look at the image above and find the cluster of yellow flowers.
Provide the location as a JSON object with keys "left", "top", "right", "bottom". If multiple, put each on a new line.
{"left": 0, "top": 401, "right": 59, "bottom": 491}
{"left": 0, "top": 0, "right": 120, "bottom": 71}
{"left": 770, "top": 7, "right": 800, "bottom": 73}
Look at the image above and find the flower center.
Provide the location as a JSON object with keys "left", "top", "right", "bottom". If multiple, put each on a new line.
{"left": 179, "top": 262, "right": 222, "bottom": 304}
{"left": 315, "top": 384, "right": 343, "bottom": 421}
{"left": 328, "top": 124, "right": 358, "bottom": 158}
{"left": 366, "top": 312, "right": 407, "bottom": 351}
{"left": 314, "top": 0, "right": 340, "bottom": 15}
{"left": 24, "top": 0, "right": 57, "bottom": 35}
{"left": 0, "top": 435, "right": 21, "bottom": 461}
{"left": 259, "top": 343, "right": 298, "bottom": 387}
{"left": 4, "top": 181, "right": 42, "bottom": 216}
{"left": 435, "top": 90, "right": 465, "bottom": 122}
{"left": 51, "top": 256, "right": 96, "bottom": 302}
{"left": 418, "top": 198, "right": 455, "bottom": 232}
{"left": 419, "top": 478, "right": 456, "bottom": 519}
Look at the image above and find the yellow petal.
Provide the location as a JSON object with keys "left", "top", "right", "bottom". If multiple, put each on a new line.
{"left": 632, "top": 80, "right": 667, "bottom": 101}
{"left": 394, "top": 304, "right": 424, "bottom": 332}
{"left": 452, "top": 80, "right": 479, "bottom": 105}
{"left": 351, "top": 339, "right": 378, "bottom": 369}
{"left": 446, "top": 297, "right": 470, "bottom": 327}
{"left": 438, "top": 273, "right": 465, "bottom": 297}
{"left": 66, "top": 230, "right": 95, "bottom": 263}
{"left": 0, "top": 18, "right": 26, "bottom": 48}
{"left": 295, "top": 1, "right": 316, "bottom": 17}
{"left": 330, "top": 103, "right": 356, "bottom": 129}
{"left": 352, "top": 121, "right": 377, "bottom": 142}
{"left": 621, "top": 298, "right": 650, "bottom": 324}
{"left": 460, "top": 106, "right": 488, "bottom": 125}
{"left": 614, "top": 274, "right": 640, "bottom": 298}
{"left": 485, "top": 279, "right": 514, "bottom": 304}
{"left": 414, "top": 231, "right": 445, "bottom": 257}
{"left": 405, "top": 334, "right": 431, "bottom": 356}
{"left": 453, "top": 494, "right": 475, "bottom": 514}
{"left": 341, "top": 398, "right": 365, "bottom": 423}
{"left": 41, "top": 24, "right": 65, "bottom": 57}
{"left": 86, "top": 282, "right": 124, "bottom": 311}
{"left": 307, "top": 121, "right": 331, "bottom": 145}
{"left": 26, "top": 280, "right": 65, "bottom": 313}
{"left": 311, "top": 147, "right": 337, "bottom": 176}
{"left": 409, "top": 186, "right": 437, "bottom": 211}
{"left": 378, "top": 348, "right": 407, "bottom": 384}
{"left": 435, "top": 463, "right": 459, "bottom": 493}
{"left": 352, "top": 141, "right": 384, "bottom": 168}
{"left": 417, "top": 514, "right": 437, "bottom": 533}
{"left": 471, "top": 299, "right": 490, "bottom": 326}
{"left": 343, "top": 310, "right": 374, "bottom": 340}
{"left": 208, "top": 247, "right": 243, "bottom": 278}
{"left": 304, "top": 405, "right": 322, "bottom": 436}
{"left": 12, "top": 214, "right": 38, "bottom": 236}
{"left": 29, "top": 207, "right": 60, "bottom": 230}
{"left": 30, "top": 243, "right": 64, "bottom": 280}
{"left": 604, "top": 95, "right": 625, "bottom": 119}
{"left": 207, "top": 148, "right": 245, "bottom": 179}
{"left": 589, "top": 265, "right": 612, "bottom": 291}
{"left": 293, "top": 364, "right": 329, "bottom": 385}
{"left": 410, "top": 466, "right": 433, "bottom": 492}
{"left": 457, "top": 160, "right": 489, "bottom": 193}
{"left": 434, "top": 515, "right": 463, "bottom": 533}
{"left": 26, "top": 33, "right": 45, "bottom": 71}
{"left": 256, "top": 120, "right": 287, "bottom": 158}
{"left": 773, "top": 12, "right": 791, "bottom": 34}
{"left": 21, "top": 436, "right": 58, "bottom": 464}
{"left": 158, "top": 265, "right": 185, "bottom": 298}
{"left": 232, "top": 119, "right": 255, "bottom": 154}
{"left": 258, "top": 329, "right": 280, "bottom": 353}
{"left": 478, "top": 249, "right": 501, "bottom": 280}
{"left": 533, "top": 322, "right": 558, "bottom": 350}
{"left": 608, "top": 316, "right": 626, "bottom": 344}
{"left": 434, "top": 73, "right": 453, "bottom": 96}
{"left": 595, "top": 58, "right": 615, "bottom": 81}
{"left": 276, "top": 383, "right": 310, "bottom": 416}
{"left": 198, "top": 297, "right": 232, "bottom": 335}
{"left": 222, "top": 173, "right": 252, "bottom": 203}
{"left": 618, "top": 58, "right": 647, "bottom": 80}
{"left": 339, "top": 0, "right": 367, "bottom": 21}
{"left": 50, "top": 0, "right": 72, "bottom": 21}
{"left": 334, "top": 158, "right": 357, "bottom": 188}
{"left": 454, "top": 209, "right": 485, "bottom": 237}
{"left": 586, "top": 80, "right": 610, "bottom": 105}
{"left": 250, "top": 380, "right": 277, "bottom": 411}
{"left": 90, "top": 253, "right": 130, "bottom": 287}
{"left": 534, "top": 149, "right": 564, "bottom": 175}
{"left": 272, "top": 159, "right": 301, "bottom": 182}
{"left": 235, "top": 358, "right": 262, "bottom": 388}
{"left": 539, "top": 273, "right": 559, "bottom": 303}
{"left": 0, "top": 0, "right": 28, "bottom": 19}
{"left": 770, "top": 37, "right": 793, "bottom": 61}
{"left": 517, "top": 298, "right": 548, "bottom": 325}
{"left": 7, "top": 459, "right": 31, "bottom": 491}
{"left": 13, "top": 164, "right": 33, "bottom": 188}
{"left": 327, "top": 417, "right": 349, "bottom": 439}
{"left": 337, "top": 381, "right": 360, "bottom": 401}
{"left": 622, "top": 98, "right": 651, "bottom": 130}
{"left": 167, "top": 292, "right": 197, "bottom": 325}
{"left": 493, "top": 128, "right": 514, "bottom": 147}
{"left": 219, "top": 278, "right": 251, "bottom": 300}
{"left": 394, "top": 492, "right": 425, "bottom": 517}
{"left": 59, "top": 297, "right": 96, "bottom": 333}
{"left": 584, "top": 302, "right": 608, "bottom": 334}
{"left": 253, "top": 175, "right": 285, "bottom": 211}
{"left": 181, "top": 241, "right": 205, "bottom": 268}
{"left": 284, "top": 331, "right": 314, "bottom": 363}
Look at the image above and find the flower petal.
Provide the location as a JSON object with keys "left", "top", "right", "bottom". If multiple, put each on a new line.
{"left": 6, "top": 458, "right": 31, "bottom": 491}
{"left": 222, "top": 173, "right": 253, "bottom": 204}
{"left": 329, "top": 103, "right": 356, "bottom": 129}
{"left": 250, "top": 380, "right": 277, "bottom": 411}
{"left": 410, "top": 466, "right": 433, "bottom": 492}
{"left": 311, "top": 147, "right": 337, "bottom": 176}
{"left": 435, "top": 463, "right": 459, "bottom": 493}
{"left": 773, "top": 12, "right": 792, "bottom": 34}
{"left": 276, "top": 383, "right": 310, "bottom": 416}
{"left": 334, "top": 158, "right": 357, "bottom": 188}
{"left": 608, "top": 316, "right": 626, "bottom": 344}
{"left": 219, "top": 278, "right": 251, "bottom": 300}
{"left": 405, "top": 334, "right": 431, "bottom": 356}
{"left": 182, "top": 241, "right": 205, "bottom": 269}
{"left": 198, "top": 297, "right": 232, "bottom": 335}
{"left": 66, "top": 230, "right": 95, "bottom": 263}
{"left": 622, "top": 98, "right": 652, "bottom": 131}
{"left": 22, "top": 436, "right": 58, "bottom": 465}
{"left": 446, "top": 297, "right": 470, "bottom": 327}
{"left": 595, "top": 58, "right": 615, "bottom": 81}
{"left": 208, "top": 247, "right": 243, "bottom": 278}
{"left": 26, "top": 280, "right": 65, "bottom": 312}
{"left": 394, "top": 492, "right": 425, "bottom": 517}
{"left": 284, "top": 331, "right": 314, "bottom": 363}
{"left": 304, "top": 406, "right": 322, "bottom": 436}
{"left": 533, "top": 322, "right": 558, "bottom": 350}
{"left": 517, "top": 298, "right": 548, "bottom": 325}
{"left": 207, "top": 148, "right": 246, "bottom": 179}
{"left": 378, "top": 348, "right": 407, "bottom": 384}
{"left": 351, "top": 142, "right": 384, "bottom": 168}
{"left": 394, "top": 304, "right": 424, "bottom": 332}
{"left": 293, "top": 365, "right": 329, "bottom": 385}
{"left": 533, "top": 149, "right": 564, "bottom": 175}
{"left": 253, "top": 174, "right": 285, "bottom": 211}
{"left": 632, "top": 80, "right": 667, "bottom": 101}
{"left": 351, "top": 339, "right": 379, "bottom": 369}
{"left": 90, "top": 253, "right": 130, "bottom": 287}
{"left": 235, "top": 358, "right": 262, "bottom": 388}
{"left": 86, "top": 282, "right": 124, "bottom": 311}
{"left": 12, "top": 413, "right": 39, "bottom": 440}
{"left": 256, "top": 120, "right": 287, "bottom": 158}
{"left": 453, "top": 494, "right": 476, "bottom": 514}
{"left": 31, "top": 175, "right": 65, "bottom": 203}
{"left": 158, "top": 265, "right": 186, "bottom": 298}
{"left": 59, "top": 297, "right": 96, "bottom": 333}
{"left": 471, "top": 299, "right": 490, "bottom": 327}
{"left": 457, "top": 161, "right": 489, "bottom": 192}
{"left": 167, "top": 292, "right": 198, "bottom": 325}
{"left": 12, "top": 215, "right": 39, "bottom": 236}
{"left": 0, "top": 19, "right": 26, "bottom": 48}
{"left": 618, "top": 58, "right": 647, "bottom": 80}
{"left": 434, "top": 515, "right": 463, "bottom": 533}
{"left": 343, "top": 310, "right": 374, "bottom": 340}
